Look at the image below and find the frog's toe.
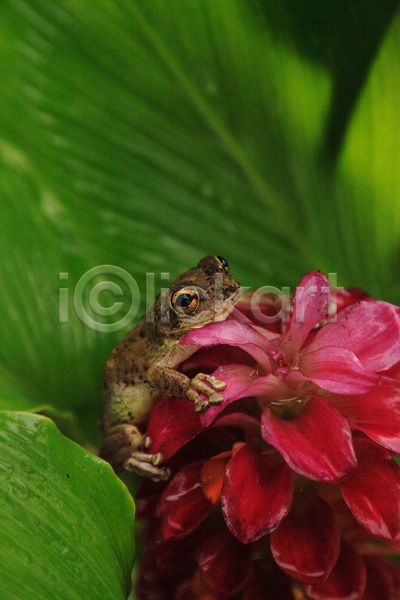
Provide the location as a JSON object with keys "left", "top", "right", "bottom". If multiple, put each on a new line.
{"left": 150, "top": 452, "right": 163, "bottom": 466}
{"left": 194, "top": 399, "right": 209, "bottom": 413}
{"left": 123, "top": 455, "right": 170, "bottom": 481}
{"left": 100, "top": 424, "right": 144, "bottom": 471}
{"left": 191, "top": 372, "right": 227, "bottom": 395}
{"left": 208, "top": 392, "right": 224, "bottom": 405}
{"left": 207, "top": 376, "right": 227, "bottom": 391}
{"left": 142, "top": 435, "right": 152, "bottom": 449}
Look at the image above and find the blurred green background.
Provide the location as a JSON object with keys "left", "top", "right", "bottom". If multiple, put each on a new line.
{"left": 0, "top": 1, "right": 399, "bottom": 597}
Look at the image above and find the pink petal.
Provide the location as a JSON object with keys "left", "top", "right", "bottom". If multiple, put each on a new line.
{"left": 261, "top": 393, "right": 357, "bottom": 483}
{"left": 181, "top": 320, "right": 272, "bottom": 372}
{"left": 147, "top": 396, "right": 203, "bottom": 460}
{"left": 281, "top": 271, "right": 330, "bottom": 364}
{"left": 212, "top": 366, "right": 295, "bottom": 403}
{"left": 197, "top": 526, "right": 252, "bottom": 599}
{"left": 271, "top": 495, "right": 340, "bottom": 584}
{"left": 334, "top": 287, "right": 372, "bottom": 312}
{"left": 329, "top": 379, "right": 400, "bottom": 453}
{"left": 199, "top": 364, "right": 261, "bottom": 427}
{"left": 221, "top": 443, "right": 293, "bottom": 543}
{"left": 246, "top": 372, "right": 296, "bottom": 403}
{"left": 308, "top": 301, "right": 400, "bottom": 372}
{"left": 213, "top": 412, "right": 261, "bottom": 434}
{"left": 200, "top": 365, "right": 294, "bottom": 427}
{"left": 383, "top": 361, "right": 400, "bottom": 380}
{"left": 305, "top": 542, "right": 367, "bottom": 600}
{"left": 299, "top": 346, "right": 380, "bottom": 394}
{"left": 181, "top": 345, "right": 255, "bottom": 371}
{"left": 159, "top": 460, "right": 212, "bottom": 540}
{"left": 341, "top": 434, "right": 400, "bottom": 540}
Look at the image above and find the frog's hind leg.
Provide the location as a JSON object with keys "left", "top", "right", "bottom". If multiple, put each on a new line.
{"left": 124, "top": 452, "right": 171, "bottom": 481}
{"left": 99, "top": 424, "right": 170, "bottom": 481}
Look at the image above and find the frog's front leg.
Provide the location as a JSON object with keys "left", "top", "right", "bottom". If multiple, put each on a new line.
{"left": 148, "top": 365, "right": 226, "bottom": 412}
{"left": 99, "top": 424, "right": 170, "bottom": 481}
{"left": 148, "top": 343, "right": 227, "bottom": 412}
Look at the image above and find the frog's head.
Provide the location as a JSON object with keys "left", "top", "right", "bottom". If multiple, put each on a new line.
{"left": 152, "top": 256, "right": 241, "bottom": 338}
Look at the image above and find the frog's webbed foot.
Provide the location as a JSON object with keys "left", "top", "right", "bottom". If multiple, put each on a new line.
{"left": 189, "top": 373, "right": 227, "bottom": 412}
{"left": 99, "top": 424, "right": 170, "bottom": 482}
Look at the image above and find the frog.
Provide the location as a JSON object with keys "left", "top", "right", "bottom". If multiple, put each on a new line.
{"left": 99, "top": 255, "right": 241, "bottom": 481}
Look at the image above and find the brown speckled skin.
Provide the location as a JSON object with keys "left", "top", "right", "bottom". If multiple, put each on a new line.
{"left": 100, "top": 256, "right": 241, "bottom": 434}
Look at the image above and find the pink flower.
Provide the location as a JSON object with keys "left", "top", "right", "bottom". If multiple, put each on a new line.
{"left": 179, "top": 271, "right": 400, "bottom": 540}
{"left": 136, "top": 274, "right": 400, "bottom": 598}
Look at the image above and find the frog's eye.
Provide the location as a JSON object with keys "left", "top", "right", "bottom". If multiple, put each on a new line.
{"left": 170, "top": 287, "right": 200, "bottom": 315}
{"left": 215, "top": 256, "right": 229, "bottom": 272}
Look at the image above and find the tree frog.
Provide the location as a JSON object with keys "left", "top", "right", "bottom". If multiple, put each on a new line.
{"left": 99, "top": 256, "right": 241, "bottom": 480}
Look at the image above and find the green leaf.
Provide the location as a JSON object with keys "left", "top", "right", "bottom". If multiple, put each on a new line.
{"left": 0, "top": 411, "right": 135, "bottom": 600}
{"left": 0, "top": 148, "right": 119, "bottom": 441}
{"left": 0, "top": 364, "right": 42, "bottom": 411}
{"left": 0, "top": 0, "right": 331, "bottom": 282}
{"left": 260, "top": 0, "right": 399, "bottom": 159}
{"left": 336, "top": 11, "right": 400, "bottom": 301}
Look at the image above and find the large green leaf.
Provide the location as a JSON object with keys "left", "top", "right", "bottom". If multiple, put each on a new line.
{"left": 257, "top": 0, "right": 399, "bottom": 159}
{"left": 0, "top": 0, "right": 332, "bottom": 280}
{"left": 0, "top": 411, "right": 135, "bottom": 599}
{"left": 336, "top": 10, "right": 400, "bottom": 302}
{"left": 0, "top": 151, "right": 112, "bottom": 441}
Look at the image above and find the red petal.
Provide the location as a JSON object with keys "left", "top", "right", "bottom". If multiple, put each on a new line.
{"left": 197, "top": 526, "right": 252, "bottom": 599}
{"left": 147, "top": 396, "right": 203, "bottom": 460}
{"left": 309, "top": 301, "right": 400, "bottom": 372}
{"left": 200, "top": 453, "right": 231, "bottom": 504}
{"left": 242, "top": 561, "right": 294, "bottom": 600}
{"left": 387, "top": 561, "right": 400, "bottom": 591}
{"left": 340, "top": 434, "right": 400, "bottom": 540}
{"left": 136, "top": 550, "right": 179, "bottom": 600}
{"left": 159, "top": 460, "right": 213, "bottom": 540}
{"left": 221, "top": 443, "right": 293, "bottom": 543}
{"left": 181, "top": 320, "right": 272, "bottom": 372}
{"left": 299, "top": 346, "right": 380, "bottom": 394}
{"left": 361, "top": 556, "right": 395, "bottom": 600}
{"left": 281, "top": 271, "right": 330, "bottom": 364}
{"left": 153, "top": 535, "right": 197, "bottom": 575}
{"left": 305, "top": 542, "right": 367, "bottom": 600}
{"left": 329, "top": 378, "right": 400, "bottom": 453}
{"left": 271, "top": 495, "right": 340, "bottom": 584}
{"left": 261, "top": 393, "right": 357, "bottom": 483}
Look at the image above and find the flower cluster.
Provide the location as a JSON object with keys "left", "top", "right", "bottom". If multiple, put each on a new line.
{"left": 136, "top": 271, "right": 400, "bottom": 599}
